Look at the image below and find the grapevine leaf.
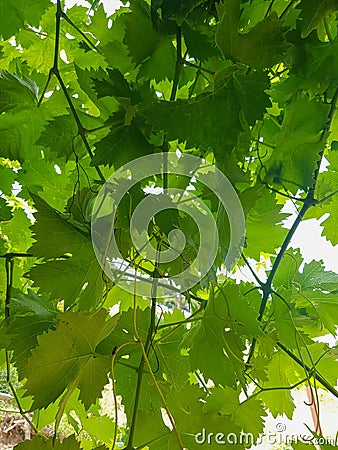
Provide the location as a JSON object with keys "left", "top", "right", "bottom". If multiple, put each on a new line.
{"left": 96, "top": 307, "right": 150, "bottom": 364}
{"left": 91, "top": 119, "right": 155, "bottom": 168}
{"left": 265, "top": 95, "right": 330, "bottom": 190}
{"left": 184, "top": 286, "right": 248, "bottom": 387}
{"left": 123, "top": 1, "right": 176, "bottom": 82}
{"left": 216, "top": 0, "right": 288, "bottom": 69}
{"left": 160, "top": 0, "right": 205, "bottom": 24}
{"left": 23, "top": 309, "right": 118, "bottom": 410}
{"left": 0, "top": 208, "right": 33, "bottom": 253}
{"left": 152, "top": 325, "right": 191, "bottom": 390}
{"left": 0, "top": 70, "right": 38, "bottom": 110}
{"left": 205, "top": 386, "right": 267, "bottom": 437}
{"left": 0, "top": 165, "right": 16, "bottom": 196}
{"left": 0, "top": 289, "right": 57, "bottom": 373}
{"left": 299, "top": 0, "right": 338, "bottom": 38}
{"left": 306, "top": 150, "right": 338, "bottom": 244}
{"left": 165, "top": 384, "right": 243, "bottom": 449}
{"left": 13, "top": 434, "right": 81, "bottom": 449}
{"left": 258, "top": 351, "right": 300, "bottom": 419}
{"left": 295, "top": 259, "right": 338, "bottom": 291}
{"left": 88, "top": 4, "right": 113, "bottom": 45}
{"left": 28, "top": 255, "right": 104, "bottom": 311}
{"left": 17, "top": 157, "right": 74, "bottom": 211}
{"left": 1, "top": 0, "right": 338, "bottom": 446}
{"left": 0, "top": 198, "right": 13, "bottom": 221}
{"left": 144, "top": 68, "right": 269, "bottom": 158}
{"left": 244, "top": 188, "right": 288, "bottom": 260}
{"left": 182, "top": 23, "right": 219, "bottom": 62}
{"left": 28, "top": 192, "right": 90, "bottom": 259}
{"left": 27, "top": 194, "right": 104, "bottom": 310}
{"left": 36, "top": 115, "right": 78, "bottom": 160}
{"left": 272, "top": 298, "right": 312, "bottom": 349}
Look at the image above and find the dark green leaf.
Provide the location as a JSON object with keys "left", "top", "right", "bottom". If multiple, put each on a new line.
{"left": 299, "top": 0, "right": 338, "bottom": 38}
{"left": 216, "top": 0, "right": 288, "bottom": 69}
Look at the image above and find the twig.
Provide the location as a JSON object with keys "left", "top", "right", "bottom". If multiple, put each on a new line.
{"left": 170, "top": 25, "right": 182, "bottom": 102}
{"left": 37, "top": 0, "right": 105, "bottom": 183}
{"left": 182, "top": 59, "right": 215, "bottom": 75}
{"left": 60, "top": 11, "right": 98, "bottom": 50}
{"left": 246, "top": 87, "right": 338, "bottom": 364}
{"left": 277, "top": 342, "right": 338, "bottom": 399}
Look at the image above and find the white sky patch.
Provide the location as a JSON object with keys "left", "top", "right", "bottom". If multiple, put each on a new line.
{"left": 60, "top": 49, "right": 70, "bottom": 64}
{"left": 54, "top": 164, "right": 62, "bottom": 174}
{"left": 65, "top": 0, "right": 124, "bottom": 15}
{"left": 282, "top": 199, "right": 338, "bottom": 273}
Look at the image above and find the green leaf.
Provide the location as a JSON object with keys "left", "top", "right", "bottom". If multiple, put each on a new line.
{"left": 1, "top": 0, "right": 338, "bottom": 446}
{"left": 0, "top": 72, "right": 46, "bottom": 162}
{"left": 305, "top": 151, "right": 338, "bottom": 245}
{"left": 0, "top": 0, "right": 49, "bottom": 40}
{"left": 97, "top": 307, "right": 150, "bottom": 365}
{"left": 124, "top": 1, "right": 176, "bottom": 81}
{"left": 153, "top": 324, "right": 191, "bottom": 390}
{"left": 17, "top": 157, "right": 74, "bottom": 211}
{"left": 160, "top": 0, "right": 205, "bottom": 24}
{"left": 93, "top": 68, "right": 133, "bottom": 100}
{"left": 0, "top": 164, "right": 16, "bottom": 196}
{"left": 124, "top": 1, "right": 159, "bottom": 64}
{"left": 27, "top": 194, "right": 104, "bottom": 310}
{"left": 87, "top": 3, "right": 113, "bottom": 45}
{"left": 210, "top": 379, "right": 291, "bottom": 445}
{"left": 91, "top": 118, "right": 155, "bottom": 168}
{"left": 0, "top": 208, "right": 33, "bottom": 252}
{"left": 0, "top": 70, "right": 38, "bottom": 112}
{"left": 265, "top": 94, "right": 330, "bottom": 190}
{"left": 144, "top": 68, "right": 269, "bottom": 158}
{"left": 23, "top": 309, "right": 118, "bottom": 410}
{"left": 184, "top": 286, "right": 247, "bottom": 387}
{"left": 13, "top": 434, "right": 81, "bottom": 449}
{"left": 292, "top": 442, "right": 316, "bottom": 449}
{"left": 272, "top": 297, "right": 312, "bottom": 349}
{"left": 258, "top": 351, "right": 300, "bottom": 419}
{"left": 299, "top": 0, "right": 338, "bottom": 38}
{"left": 295, "top": 259, "right": 338, "bottom": 291}
{"left": 29, "top": 193, "right": 90, "bottom": 259}
{"left": 216, "top": 0, "right": 288, "bottom": 69}
{"left": 214, "top": 284, "right": 262, "bottom": 338}
{"left": 182, "top": 23, "right": 219, "bottom": 62}
{"left": 36, "top": 115, "right": 78, "bottom": 160}
{"left": 0, "top": 109, "right": 43, "bottom": 162}
{"left": 0, "top": 289, "right": 57, "bottom": 373}
{"left": 244, "top": 188, "right": 288, "bottom": 260}
{"left": 295, "top": 290, "right": 338, "bottom": 335}
{"left": 165, "top": 384, "right": 243, "bottom": 449}
{"left": 0, "top": 198, "right": 13, "bottom": 221}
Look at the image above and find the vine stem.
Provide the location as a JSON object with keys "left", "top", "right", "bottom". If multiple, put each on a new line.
{"left": 182, "top": 59, "right": 214, "bottom": 75}
{"left": 277, "top": 342, "right": 338, "bottom": 399}
{"left": 37, "top": 0, "right": 105, "bottom": 183}
{"left": 110, "top": 341, "right": 140, "bottom": 450}
{"left": 60, "top": 10, "right": 98, "bottom": 50}
{"left": 162, "top": 25, "right": 182, "bottom": 193}
{"left": 246, "top": 87, "right": 338, "bottom": 366}
{"left": 126, "top": 27, "right": 184, "bottom": 448}
{"left": 125, "top": 278, "right": 158, "bottom": 449}
{"left": 2, "top": 255, "right": 40, "bottom": 436}
{"left": 170, "top": 25, "right": 182, "bottom": 103}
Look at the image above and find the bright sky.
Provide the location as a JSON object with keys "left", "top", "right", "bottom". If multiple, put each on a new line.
{"left": 65, "top": 0, "right": 124, "bottom": 14}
